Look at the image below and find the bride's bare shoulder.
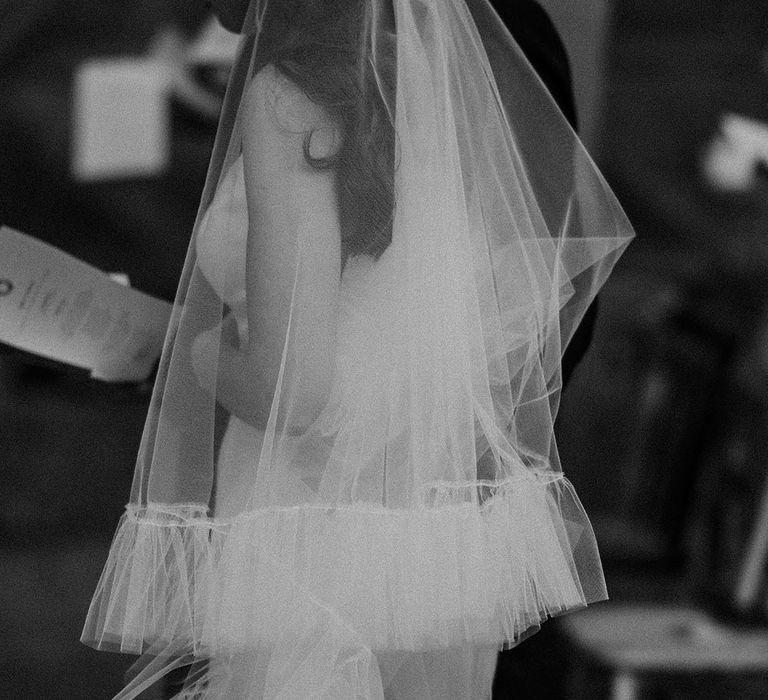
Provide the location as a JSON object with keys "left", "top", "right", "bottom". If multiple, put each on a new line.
{"left": 246, "top": 64, "right": 340, "bottom": 159}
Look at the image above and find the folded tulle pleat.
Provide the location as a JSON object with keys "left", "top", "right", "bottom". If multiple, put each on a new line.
{"left": 81, "top": 505, "right": 225, "bottom": 655}
{"left": 83, "top": 475, "right": 604, "bottom": 659}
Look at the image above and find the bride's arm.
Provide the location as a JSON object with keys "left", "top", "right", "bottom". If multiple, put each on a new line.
{"left": 210, "top": 66, "right": 342, "bottom": 428}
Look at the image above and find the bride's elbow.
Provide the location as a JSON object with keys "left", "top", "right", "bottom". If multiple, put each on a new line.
{"left": 224, "top": 353, "right": 333, "bottom": 434}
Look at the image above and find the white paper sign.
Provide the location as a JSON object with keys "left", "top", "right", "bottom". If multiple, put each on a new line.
{"left": 0, "top": 226, "right": 172, "bottom": 382}
{"left": 72, "top": 58, "right": 171, "bottom": 181}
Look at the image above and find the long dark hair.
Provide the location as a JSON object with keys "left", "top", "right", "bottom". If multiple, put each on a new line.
{"left": 254, "top": 0, "right": 397, "bottom": 259}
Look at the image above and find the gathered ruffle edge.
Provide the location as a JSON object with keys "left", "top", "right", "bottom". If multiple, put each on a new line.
{"left": 81, "top": 475, "right": 606, "bottom": 656}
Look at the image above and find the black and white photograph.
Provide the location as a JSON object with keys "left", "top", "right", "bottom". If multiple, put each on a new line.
{"left": 1, "top": 1, "right": 767, "bottom": 698}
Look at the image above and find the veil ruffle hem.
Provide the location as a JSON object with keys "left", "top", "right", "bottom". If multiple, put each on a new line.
{"left": 82, "top": 0, "right": 633, "bottom": 697}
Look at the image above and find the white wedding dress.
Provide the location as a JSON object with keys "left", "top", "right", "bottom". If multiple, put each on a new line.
{"left": 195, "top": 154, "right": 499, "bottom": 699}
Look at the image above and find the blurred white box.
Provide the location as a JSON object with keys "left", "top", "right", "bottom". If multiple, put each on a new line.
{"left": 72, "top": 57, "right": 171, "bottom": 181}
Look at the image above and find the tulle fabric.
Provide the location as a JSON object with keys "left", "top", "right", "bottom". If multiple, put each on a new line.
{"left": 82, "top": 0, "right": 633, "bottom": 697}
{"left": 84, "top": 476, "right": 599, "bottom": 656}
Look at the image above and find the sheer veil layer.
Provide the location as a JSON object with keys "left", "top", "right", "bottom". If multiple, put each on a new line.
{"left": 82, "top": 0, "right": 633, "bottom": 697}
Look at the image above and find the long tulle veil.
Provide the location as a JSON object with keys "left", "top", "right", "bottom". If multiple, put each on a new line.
{"left": 82, "top": 0, "right": 633, "bottom": 696}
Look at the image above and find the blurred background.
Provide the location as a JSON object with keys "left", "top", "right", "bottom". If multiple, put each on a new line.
{"left": 1, "top": 0, "right": 767, "bottom": 697}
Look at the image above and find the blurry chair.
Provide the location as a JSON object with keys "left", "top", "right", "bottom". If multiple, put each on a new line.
{"left": 559, "top": 298, "right": 768, "bottom": 700}
{"left": 580, "top": 275, "right": 732, "bottom": 568}
{"left": 573, "top": 259, "right": 768, "bottom": 570}
{"left": 685, "top": 306, "right": 768, "bottom": 623}
{"left": 560, "top": 604, "right": 768, "bottom": 700}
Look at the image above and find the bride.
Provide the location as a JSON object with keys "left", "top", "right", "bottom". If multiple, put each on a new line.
{"left": 82, "top": 0, "right": 633, "bottom": 697}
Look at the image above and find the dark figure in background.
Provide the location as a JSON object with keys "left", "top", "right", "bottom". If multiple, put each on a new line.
{"left": 490, "top": 1, "right": 596, "bottom": 697}
{"left": 493, "top": 0, "right": 598, "bottom": 390}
